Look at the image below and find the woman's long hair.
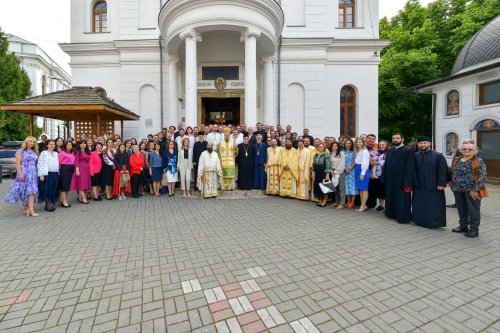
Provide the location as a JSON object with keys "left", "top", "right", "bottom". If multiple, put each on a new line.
{"left": 75, "top": 139, "right": 90, "bottom": 154}
{"left": 20, "top": 136, "right": 38, "bottom": 153}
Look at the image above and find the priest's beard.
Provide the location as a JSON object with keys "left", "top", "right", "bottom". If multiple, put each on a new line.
{"left": 207, "top": 148, "right": 213, "bottom": 153}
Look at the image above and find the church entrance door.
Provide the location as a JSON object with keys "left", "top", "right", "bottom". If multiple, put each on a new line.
{"left": 477, "top": 129, "right": 500, "bottom": 181}
{"left": 201, "top": 97, "right": 241, "bottom": 126}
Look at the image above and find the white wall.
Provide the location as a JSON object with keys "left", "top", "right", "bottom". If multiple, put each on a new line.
{"left": 432, "top": 68, "right": 500, "bottom": 164}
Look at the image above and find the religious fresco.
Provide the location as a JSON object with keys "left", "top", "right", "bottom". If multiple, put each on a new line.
{"left": 445, "top": 132, "right": 459, "bottom": 156}
{"left": 476, "top": 119, "right": 500, "bottom": 130}
{"left": 446, "top": 90, "right": 460, "bottom": 116}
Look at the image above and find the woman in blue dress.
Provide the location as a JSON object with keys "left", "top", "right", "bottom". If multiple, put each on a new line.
{"left": 3, "top": 136, "right": 40, "bottom": 216}
{"left": 148, "top": 143, "right": 163, "bottom": 196}
{"left": 162, "top": 140, "right": 178, "bottom": 196}
{"left": 343, "top": 138, "right": 358, "bottom": 208}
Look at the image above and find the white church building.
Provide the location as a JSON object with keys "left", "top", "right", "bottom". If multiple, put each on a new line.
{"left": 7, "top": 34, "right": 71, "bottom": 139}
{"left": 61, "top": 0, "right": 388, "bottom": 139}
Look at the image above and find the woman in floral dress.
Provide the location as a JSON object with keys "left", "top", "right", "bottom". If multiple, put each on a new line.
{"left": 3, "top": 136, "right": 39, "bottom": 216}
{"left": 343, "top": 138, "right": 358, "bottom": 208}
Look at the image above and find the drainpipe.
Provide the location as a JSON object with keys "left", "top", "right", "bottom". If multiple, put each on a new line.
{"left": 277, "top": 35, "right": 283, "bottom": 125}
{"left": 159, "top": 35, "right": 164, "bottom": 129}
{"left": 431, "top": 92, "right": 436, "bottom": 150}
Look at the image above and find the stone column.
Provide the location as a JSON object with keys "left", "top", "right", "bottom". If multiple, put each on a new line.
{"left": 168, "top": 55, "right": 179, "bottom": 126}
{"left": 180, "top": 29, "right": 202, "bottom": 127}
{"left": 262, "top": 56, "right": 276, "bottom": 126}
{"left": 241, "top": 28, "right": 261, "bottom": 127}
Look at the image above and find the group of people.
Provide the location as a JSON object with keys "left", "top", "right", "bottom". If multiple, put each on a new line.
{"left": 2, "top": 123, "right": 487, "bottom": 237}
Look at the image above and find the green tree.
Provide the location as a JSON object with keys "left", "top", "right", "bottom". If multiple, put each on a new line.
{"left": 379, "top": 0, "right": 500, "bottom": 140}
{"left": 0, "top": 28, "right": 37, "bottom": 142}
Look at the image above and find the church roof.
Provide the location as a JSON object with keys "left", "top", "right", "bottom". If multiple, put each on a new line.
{"left": 451, "top": 15, "right": 500, "bottom": 75}
{"left": 4, "top": 33, "right": 36, "bottom": 45}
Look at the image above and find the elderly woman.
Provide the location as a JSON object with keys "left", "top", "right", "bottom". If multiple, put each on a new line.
{"left": 450, "top": 142, "right": 487, "bottom": 238}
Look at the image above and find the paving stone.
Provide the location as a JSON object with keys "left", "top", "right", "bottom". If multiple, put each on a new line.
{"left": 0, "top": 186, "right": 499, "bottom": 332}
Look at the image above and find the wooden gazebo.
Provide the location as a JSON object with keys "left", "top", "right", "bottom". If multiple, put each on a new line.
{"left": 0, "top": 86, "right": 139, "bottom": 138}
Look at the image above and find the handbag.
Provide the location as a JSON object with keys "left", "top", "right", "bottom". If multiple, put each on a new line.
{"left": 119, "top": 172, "right": 130, "bottom": 188}
{"left": 319, "top": 179, "right": 335, "bottom": 194}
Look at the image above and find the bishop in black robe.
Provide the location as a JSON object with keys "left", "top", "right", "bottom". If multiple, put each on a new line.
{"left": 236, "top": 139, "right": 254, "bottom": 190}
{"left": 252, "top": 140, "right": 267, "bottom": 189}
{"left": 381, "top": 144, "right": 417, "bottom": 223}
{"left": 193, "top": 134, "right": 208, "bottom": 189}
{"left": 412, "top": 143, "right": 448, "bottom": 228}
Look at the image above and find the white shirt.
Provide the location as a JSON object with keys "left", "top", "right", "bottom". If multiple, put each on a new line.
{"left": 231, "top": 133, "right": 244, "bottom": 146}
{"left": 354, "top": 148, "right": 370, "bottom": 176}
{"left": 37, "top": 150, "right": 59, "bottom": 176}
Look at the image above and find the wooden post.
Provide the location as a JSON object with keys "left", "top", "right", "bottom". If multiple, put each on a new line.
{"left": 120, "top": 120, "right": 124, "bottom": 138}
{"left": 29, "top": 113, "right": 34, "bottom": 137}
{"left": 96, "top": 113, "right": 101, "bottom": 136}
{"left": 66, "top": 120, "right": 69, "bottom": 139}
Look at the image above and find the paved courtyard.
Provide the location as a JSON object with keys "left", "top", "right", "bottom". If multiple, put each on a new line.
{"left": 0, "top": 180, "right": 499, "bottom": 333}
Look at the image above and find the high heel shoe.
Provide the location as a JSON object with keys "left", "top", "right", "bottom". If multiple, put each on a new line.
{"left": 26, "top": 210, "right": 39, "bottom": 217}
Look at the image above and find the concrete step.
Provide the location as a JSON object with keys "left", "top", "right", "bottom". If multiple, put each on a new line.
{"left": 173, "top": 188, "right": 267, "bottom": 199}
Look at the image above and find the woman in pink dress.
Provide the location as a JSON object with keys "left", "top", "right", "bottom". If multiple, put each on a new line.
{"left": 71, "top": 140, "right": 92, "bottom": 204}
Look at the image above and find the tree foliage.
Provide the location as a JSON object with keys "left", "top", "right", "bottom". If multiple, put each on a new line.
{"left": 0, "top": 28, "right": 37, "bottom": 143}
{"left": 379, "top": 0, "right": 500, "bottom": 140}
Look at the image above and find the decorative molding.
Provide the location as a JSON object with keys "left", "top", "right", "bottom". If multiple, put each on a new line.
{"left": 262, "top": 55, "right": 277, "bottom": 64}
{"left": 180, "top": 29, "right": 202, "bottom": 42}
{"left": 167, "top": 55, "right": 180, "bottom": 64}
{"left": 240, "top": 28, "right": 262, "bottom": 42}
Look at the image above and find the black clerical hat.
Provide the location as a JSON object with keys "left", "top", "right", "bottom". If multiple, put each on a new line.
{"left": 416, "top": 136, "right": 431, "bottom": 143}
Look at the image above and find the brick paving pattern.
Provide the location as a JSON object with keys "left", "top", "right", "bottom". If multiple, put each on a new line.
{"left": 0, "top": 181, "right": 499, "bottom": 332}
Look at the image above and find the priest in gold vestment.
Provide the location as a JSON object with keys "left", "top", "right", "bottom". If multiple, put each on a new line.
{"left": 197, "top": 142, "right": 223, "bottom": 198}
{"left": 218, "top": 128, "right": 238, "bottom": 191}
{"left": 266, "top": 139, "right": 281, "bottom": 195}
{"left": 296, "top": 141, "right": 311, "bottom": 200}
{"left": 279, "top": 139, "right": 299, "bottom": 198}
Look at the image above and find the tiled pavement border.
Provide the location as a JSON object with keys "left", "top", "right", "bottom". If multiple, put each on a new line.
{"left": 193, "top": 268, "right": 320, "bottom": 332}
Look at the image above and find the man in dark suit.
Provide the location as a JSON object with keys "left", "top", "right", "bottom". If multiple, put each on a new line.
{"left": 38, "top": 134, "right": 48, "bottom": 152}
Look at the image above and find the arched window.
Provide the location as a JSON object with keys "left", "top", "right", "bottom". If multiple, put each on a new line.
{"left": 92, "top": 1, "right": 108, "bottom": 33}
{"left": 339, "top": 0, "right": 354, "bottom": 28}
{"left": 340, "top": 86, "right": 356, "bottom": 137}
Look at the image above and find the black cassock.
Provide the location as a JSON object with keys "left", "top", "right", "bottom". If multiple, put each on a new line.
{"left": 236, "top": 143, "right": 254, "bottom": 189}
{"left": 381, "top": 145, "right": 417, "bottom": 223}
{"left": 412, "top": 150, "right": 448, "bottom": 228}
{"left": 193, "top": 141, "right": 207, "bottom": 188}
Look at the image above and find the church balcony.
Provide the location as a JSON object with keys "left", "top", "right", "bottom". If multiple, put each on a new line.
{"left": 158, "top": 0, "right": 284, "bottom": 56}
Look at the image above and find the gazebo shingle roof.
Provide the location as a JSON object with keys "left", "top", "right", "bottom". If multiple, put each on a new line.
{"left": 1, "top": 86, "right": 139, "bottom": 121}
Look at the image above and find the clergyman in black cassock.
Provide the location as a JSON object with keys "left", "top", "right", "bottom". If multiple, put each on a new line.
{"left": 236, "top": 137, "right": 254, "bottom": 190}
{"left": 193, "top": 133, "right": 208, "bottom": 189}
{"left": 380, "top": 134, "right": 417, "bottom": 223}
{"left": 412, "top": 137, "right": 448, "bottom": 228}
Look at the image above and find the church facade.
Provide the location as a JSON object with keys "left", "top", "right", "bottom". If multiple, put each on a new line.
{"left": 61, "top": 0, "right": 388, "bottom": 139}
{"left": 413, "top": 15, "right": 500, "bottom": 180}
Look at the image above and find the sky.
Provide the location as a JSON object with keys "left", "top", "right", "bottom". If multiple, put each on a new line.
{"left": 0, "top": 0, "right": 436, "bottom": 76}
